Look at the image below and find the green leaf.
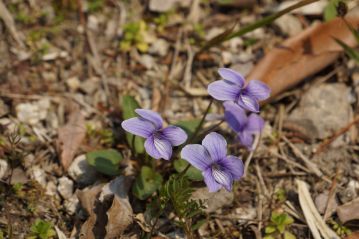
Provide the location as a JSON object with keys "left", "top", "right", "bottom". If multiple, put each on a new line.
{"left": 174, "top": 119, "right": 201, "bottom": 138}
{"left": 132, "top": 166, "right": 163, "bottom": 200}
{"left": 86, "top": 149, "right": 123, "bottom": 176}
{"left": 121, "top": 95, "right": 145, "bottom": 154}
{"left": 284, "top": 231, "right": 297, "bottom": 239}
{"left": 334, "top": 38, "right": 359, "bottom": 64}
{"left": 265, "top": 226, "right": 276, "bottom": 234}
{"left": 263, "top": 236, "right": 275, "bottom": 239}
{"left": 174, "top": 159, "right": 203, "bottom": 181}
{"left": 283, "top": 214, "right": 294, "bottom": 225}
{"left": 30, "top": 219, "right": 56, "bottom": 239}
{"left": 324, "top": 0, "right": 340, "bottom": 21}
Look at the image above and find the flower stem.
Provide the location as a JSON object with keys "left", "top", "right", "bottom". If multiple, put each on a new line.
{"left": 187, "top": 99, "right": 213, "bottom": 144}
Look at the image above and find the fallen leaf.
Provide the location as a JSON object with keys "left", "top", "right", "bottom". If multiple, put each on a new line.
{"left": 101, "top": 176, "right": 133, "bottom": 239}
{"left": 247, "top": 12, "right": 359, "bottom": 98}
{"left": 77, "top": 177, "right": 133, "bottom": 239}
{"left": 345, "top": 232, "right": 359, "bottom": 239}
{"left": 78, "top": 184, "right": 104, "bottom": 239}
{"left": 337, "top": 197, "right": 359, "bottom": 224}
{"left": 57, "top": 111, "right": 86, "bottom": 170}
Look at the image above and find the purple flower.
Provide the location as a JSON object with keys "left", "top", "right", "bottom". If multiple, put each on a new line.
{"left": 224, "top": 101, "right": 264, "bottom": 150}
{"left": 208, "top": 68, "right": 271, "bottom": 112}
{"left": 181, "top": 132, "right": 244, "bottom": 192}
{"left": 121, "top": 109, "right": 187, "bottom": 160}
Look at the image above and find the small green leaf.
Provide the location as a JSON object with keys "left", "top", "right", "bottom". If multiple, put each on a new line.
{"left": 121, "top": 95, "right": 145, "bottom": 154}
{"left": 174, "top": 159, "right": 203, "bottom": 181}
{"left": 324, "top": 0, "right": 340, "bottom": 21}
{"left": 283, "top": 214, "right": 294, "bottom": 225}
{"left": 334, "top": 38, "right": 359, "bottom": 64}
{"left": 86, "top": 149, "right": 123, "bottom": 176}
{"left": 132, "top": 166, "right": 163, "bottom": 200}
{"left": 174, "top": 119, "right": 201, "bottom": 138}
{"left": 284, "top": 231, "right": 296, "bottom": 239}
{"left": 263, "top": 236, "right": 275, "bottom": 239}
{"left": 265, "top": 226, "right": 276, "bottom": 234}
{"left": 30, "top": 219, "right": 56, "bottom": 239}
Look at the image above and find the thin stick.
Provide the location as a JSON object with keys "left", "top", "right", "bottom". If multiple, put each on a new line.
{"left": 315, "top": 114, "right": 359, "bottom": 155}
{"left": 243, "top": 133, "right": 261, "bottom": 177}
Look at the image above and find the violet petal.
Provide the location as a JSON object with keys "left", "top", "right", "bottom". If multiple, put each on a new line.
{"left": 203, "top": 168, "right": 222, "bottom": 192}
{"left": 135, "top": 109, "right": 163, "bottom": 129}
{"left": 237, "top": 131, "right": 254, "bottom": 150}
{"left": 145, "top": 136, "right": 172, "bottom": 160}
{"left": 238, "top": 94, "right": 260, "bottom": 112}
{"left": 244, "top": 80, "right": 271, "bottom": 101}
{"left": 207, "top": 80, "right": 240, "bottom": 101}
{"left": 202, "top": 132, "right": 227, "bottom": 162}
{"left": 121, "top": 117, "right": 155, "bottom": 138}
{"left": 181, "top": 144, "right": 211, "bottom": 171}
{"left": 218, "top": 68, "right": 245, "bottom": 87}
{"left": 212, "top": 167, "right": 233, "bottom": 191}
{"left": 219, "top": 155, "right": 244, "bottom": 180}
{"left": 245, "top": 114, "right": 264, "bottom": 133}
{"left": 161, "top": 126, "right": 187, "bottom": 146}
{"left": 223, "top": 101, "right": 247, "bottom": 132}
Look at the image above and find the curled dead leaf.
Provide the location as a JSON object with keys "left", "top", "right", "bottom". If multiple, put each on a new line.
{"left": 57, "top": 110, "right": 86, "bottom": 170}
{"left": 77, "top": 177, "right": 133, "bottom": 239}
{"left": 247, "top": 11, "right": 359, "bottom": 98}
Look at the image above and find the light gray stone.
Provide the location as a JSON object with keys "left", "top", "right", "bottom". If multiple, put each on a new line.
{"left": 58, "top": 176, "right": 74, "bottom": 199}
{"left": 289, "top": 83, "right": 353, "bottom": 139}
{"left": 68, "top": 154, "right": 98, "bottom": 186}
{"left": 192, "top": 187, "right": 234, "bottom": 213}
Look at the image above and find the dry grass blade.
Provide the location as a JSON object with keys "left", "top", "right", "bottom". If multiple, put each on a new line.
{"left": 247, "top": 11, "right": 359, "bottom": 98}
{"left": 297, "top": 180, "right": 339, "bottom": 239}
{"left": 0, "top": 0, "right": 24, "bottom": 47}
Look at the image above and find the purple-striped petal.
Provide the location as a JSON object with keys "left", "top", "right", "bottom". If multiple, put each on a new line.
{"left": 212, "top": 167, "right": 233, "bottom": 191}
{"left": 238, "top": 94, "right": 260, "bottom": 112}
{"left": 145, "top": 136, "right": 172, "bottom": 160}
{"left": 237, "top": 131, "right": 254, "bottom": 150}
{"left": 161, "top": 126, "right": 187, "bottom": 146}
{"left": 219, "top": 155, "right": 244, "bottom": 180}
{"left": 202, "top": 168, "right": 222, "bottom": 192}
{"left": 121, "top": 118, "right": 156, "bottom": 138}
{"left": 218, "top": 68, "right": 245, "bottom": 87}
{"left": 181, "top": 144, "right": 211, "bottom": 171}
{"left": 207, "top": 80, "right": 241, "bottom": 101}
{"left": 223, "top": 101, "right": 247, "bottom": 132}
{"left": 135, "top": 109, "right": 163, "bottom": 129}
{"left": 243, "top": 80, "right": 271, "bottom": 101}
{"left": 245, "top": 114, "right": 264, "bottom": 133}
{"left": 202, "top": 132, "right": 227, "bottom": 162}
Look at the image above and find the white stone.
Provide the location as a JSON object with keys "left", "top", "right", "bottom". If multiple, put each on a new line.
{"left": 275, "top": 14, "right": 303, "bottom": 36}
{"left": 0, "top": 159, "right": 8, "bottom": 179}
{"left": 46, "top": 181, "right": 57, "bottom": 196}
{"left": 64, "top": 194, "right": 79, "bottom": 215}
{"left": 68, "top": 154, "right": 98, "bottom": 186}
{"left": 149, "top": 39, "right": 169, "bottom": 57}
{"left": 30, "top": 166, "right": 47, "bottom": 187}
{"left": 16, "top": 99, "right": 51, "bottom": 125}
{"left": 149, "top": 0, "right": 176, "bottom": 12}
{"left": 58, "top": 176, "right": 74, "bottom": 199}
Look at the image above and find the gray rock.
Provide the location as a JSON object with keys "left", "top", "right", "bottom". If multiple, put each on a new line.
{"left": 192, "top": 187, "right": 234, "bottom": 213}
{"left": 58, "top": 176, "right": 74, "bottom": 199}
{"left": 0, "top": 99, "right": 9, "bottom": 117}
{"left": 289, "top": 83, "right": 353, "bottom": 139}
{"left": 64, "top": 194, "right": 79, "bottom": 215}
{"left": 30, "top": 166, "right": 47, "bottom": 187}
{"left": 68, "top": 154, "right": 98, "bottom": 186}
{"left": 274, "top": 14, "right": 303, "bottom": 36}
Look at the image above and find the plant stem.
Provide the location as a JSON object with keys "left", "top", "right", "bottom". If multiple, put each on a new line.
{"left": 187, "top": 99, "right": 213, "bottom": 144}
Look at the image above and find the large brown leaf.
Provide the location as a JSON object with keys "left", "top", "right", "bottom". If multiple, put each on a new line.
{"left": 57, "top": 110, "right": 86, "bottom": 170}
{"left": 247, "top": 12, "right": 359, "bottom": 98}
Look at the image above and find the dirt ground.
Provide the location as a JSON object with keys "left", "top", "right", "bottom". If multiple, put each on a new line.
{"left": 0, "top": 0, "right": 359, "bottom": 238}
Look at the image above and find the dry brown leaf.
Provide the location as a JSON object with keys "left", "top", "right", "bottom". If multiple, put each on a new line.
{"left": 247, "top": 12, "right": 359, "bottom": 98}
{"left": 57, "top": 110, "right": 86, "bottom": 170}
{"left": 337, "top": 197, "right": 359, "bottom": 224}
{"left": 101, "top": 176, "right": 133, "bottom": 239}
{"left": 77, "top": 177, "right": 133, "bottom": 239}
{"left": 345, "top": 232, "right": 359, "bottom": 239}
{"left": 78, "top": 184, "right": 104, "bottom": 239}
